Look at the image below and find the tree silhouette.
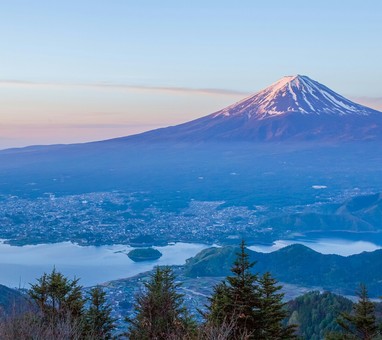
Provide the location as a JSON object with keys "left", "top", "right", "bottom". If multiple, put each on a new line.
{"left": 85, "top": 286, "right": 115, "bottom": 339}
{"left": 327, "top": 284, "right": 379, "bottom": 340}
{"left": 127, "top": 266, "right": 195, "bottom": 339}
{"left": 258, "top": 272, "right": 296, "bottom": 339}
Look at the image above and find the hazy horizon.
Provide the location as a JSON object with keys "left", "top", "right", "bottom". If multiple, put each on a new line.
{"left": 1, "top": 1, "right": 382, "bottom": 149}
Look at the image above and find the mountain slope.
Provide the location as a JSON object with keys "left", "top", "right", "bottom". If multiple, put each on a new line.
{"left": 258, "top": 192, "right": 382, "bottom": 233}
{"left": 111, "top": 75, "right": 382, "bottom": 143}
{"left": 0, "top": 284, "right": 27, "bottom": 316}
{"left": 184, "top": 244, "right": 382, "bottom": 297}
{"left": 213, "top": 75, "right": 379, "bottom": 118}
{"left": 286, "top": 291, "right": 354, "bottom": 340}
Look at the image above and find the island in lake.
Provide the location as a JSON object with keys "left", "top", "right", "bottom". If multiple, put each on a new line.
{"left": 127, "top": 248, "right": 163, "bottom": 262}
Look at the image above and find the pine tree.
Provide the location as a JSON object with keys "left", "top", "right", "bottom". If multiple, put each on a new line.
{"left": 327, "top": 284, "right": 379, "bottom": 340}
{"left": 127, "top": 266, "right": 195, "bottom": 340}
{"left": 257, "top": 272, "right": 296, "bottom": 339}
{"left": 205, "top": 240, "right": 260, "bottom": 339}
{"left": 27, "top": 267, "right": 85, "bottom": 338}
{"left": 85, "top": 286, "right": 115, "bottom": 339}
{"left": 205, "top": 281, "right": 231, "bottom": 326}
{"left": 29, "top": 267, "right": 84, "bottom": 321}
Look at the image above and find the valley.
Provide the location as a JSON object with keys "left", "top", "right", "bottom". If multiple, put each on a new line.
{"left": 1, "top": 148, "right": 381, "bottom": 248}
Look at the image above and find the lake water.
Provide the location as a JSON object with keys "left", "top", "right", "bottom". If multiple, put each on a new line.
{"left": 248, "top": 238, "right": 381, "bottom": 256}
{"left": 1, "top": 235, "right": 381, "bottom": 289}
{"left": 0, "top": 242, "right": 209, "bottom": 288}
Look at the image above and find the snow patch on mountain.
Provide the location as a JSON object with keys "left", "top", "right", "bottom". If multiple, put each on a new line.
{"left": 213, "top": 75, "right": 380, "bottom": 119}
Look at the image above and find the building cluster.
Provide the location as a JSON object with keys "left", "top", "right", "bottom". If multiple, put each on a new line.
{"left": 0, "top": 191, "right": 273, "bottom": 246}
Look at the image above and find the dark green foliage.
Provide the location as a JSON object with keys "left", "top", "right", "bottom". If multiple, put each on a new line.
{"left": 205, "top": 241, "right": 259, "bottom": 338}
{"left": 127, "top": 247, "right": 162, "bottom": 262}
{"left": 327, "top": 284, "right": 380, "bottom": 340}
{"left": 25, "top": 268, "right": 116, "bottom": 339}
{"left": 205, "top": 281, "right": 231, "bottom": 327}
{"left": 85, "top": 286, "right": 115, "bottom": 339}
{"left": 184, "top": 246, "right": 237, "bottom": 277}
{"left": 258, "top": 272, "right": 296, "bottom": 339}
{"left": 0, "top": 268, "right": 87, "bottom": 338}
{"left": 223, "top": 240, "right": 260, "bottom": 338}
{"left": 287, "top": 291, "right": 353, "bottom": 340}
{"left": 205, "top": 241, "right": 295, "bottom": 339}
{"left": 28, "top": 267, "right": 84, "bottom": 321}
{"left": 127, "top": 266, "right": 196, "bottom": 339}
{"left": 376, "top": 302, "right": 382, "bottom": 335}
{"left": 184, "top": 244, "right": 382, "bottom": 297}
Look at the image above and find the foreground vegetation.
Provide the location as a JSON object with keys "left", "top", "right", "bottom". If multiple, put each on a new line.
{"left": 1, "top": 241, "right": 382, "bottom": 339}
{"left": 0, "top": 268, "right": 115, "bottom": 339}
{"left": 286, "top": 291, "right": 353, "bottom": 339}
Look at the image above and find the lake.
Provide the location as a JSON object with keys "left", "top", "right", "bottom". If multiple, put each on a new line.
{"left": 0, "top": 241, "right": 209, "bottom": 288}
{"left": 248, "top": 238, "right": 381, "bottom": 256}
{"left": 249, "top": 231, "right": 382, "bottom": 255}
{"left": 1, "top": 234, "right": 381, "bottom": 288}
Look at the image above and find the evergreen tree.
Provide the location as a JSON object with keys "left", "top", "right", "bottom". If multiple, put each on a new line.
{"left": 206, "top": 241, "right": 297, "bottom": 339}
{"left": 205, "top": 240, "right": 260, "bottom": 339}
{"left": 287, "top": 291, "right": 353, "bottom": 340}
{"left": 29, "top": 267, "right": 84, "bottom": 321}
{"left": 127, "top": 266, "right": 195, "bottom": 340}
{"left": 27, "top": 267, "right": 85, "bottom": 338}
{"left": 327, "top": 284, "right": 380, "bottom": 340}
{"left": 205, "top": 281, "right": 231, "bottom": 325}
{"left": 85, "top": 286, "right": 115, "bottom": 339}
{"left": 257, "top": 272, "right": 296, "bottom": 339}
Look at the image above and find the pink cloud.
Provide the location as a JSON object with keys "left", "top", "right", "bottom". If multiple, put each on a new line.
{"left": 350, "top": 96, "right": 382, "bottom": 111}
{"left": 0, "top": 79, "right": 248, "bottom": 97}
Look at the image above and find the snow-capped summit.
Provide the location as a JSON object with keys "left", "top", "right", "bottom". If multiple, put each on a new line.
{"left": 115, "top": 75, "right": 382, "bottom": 142}
{"left": 214, "top": 75, "right": 379, "bottom": 119}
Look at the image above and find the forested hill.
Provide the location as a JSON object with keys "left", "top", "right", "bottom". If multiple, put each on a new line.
{"left": 184, "top": 244, "right": 382, "bottom": 297}
{"left": 0, "top": 284, "right": 26, "bottom": 315}
{"left": 286, "top": 291, "right": 353, "bottom": 340}
{"left": 287, "top": 291, "right": 382, "bottom": 340}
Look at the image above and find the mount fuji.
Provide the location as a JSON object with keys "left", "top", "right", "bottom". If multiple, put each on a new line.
{"left": 114, "top": 75, "right": 382, "bottom": 143}
{"left": 1, "top": 75, "right": 382, "bottom": 212}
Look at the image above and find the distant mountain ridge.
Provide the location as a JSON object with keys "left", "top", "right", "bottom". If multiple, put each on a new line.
{"left": 1, "top": 75, "right": 382, "bottom": 151}
{"left": 259, "top": 192, "right": 382, "bottom": 233}
{"left": 110, "top": 75, "right": 382, "bottom": 143}
{"left": 184, "top": 244, "right": 382, "bottom": 297}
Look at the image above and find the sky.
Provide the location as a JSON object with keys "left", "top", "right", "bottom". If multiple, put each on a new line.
{"left": 1, "top": 0, "right": 382, "bottom": 149}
